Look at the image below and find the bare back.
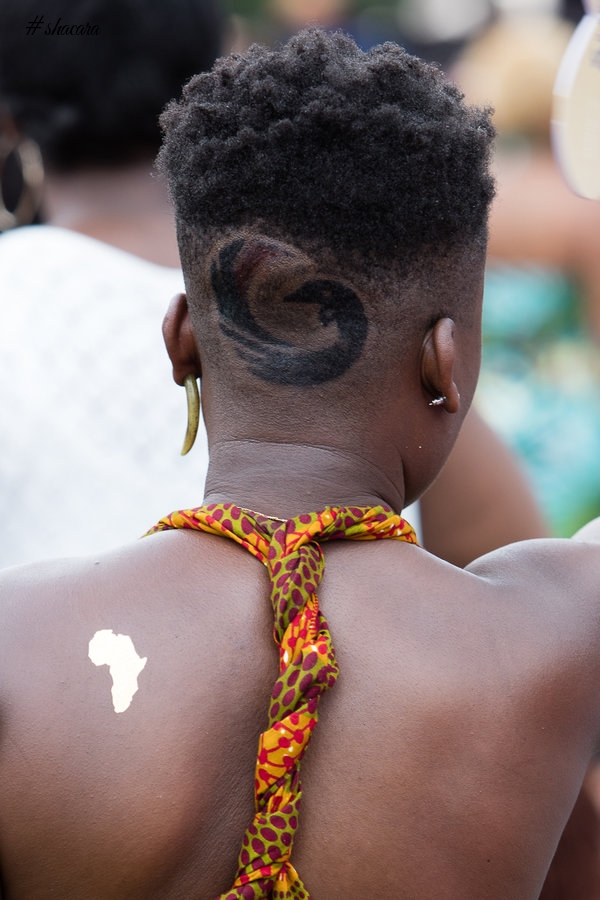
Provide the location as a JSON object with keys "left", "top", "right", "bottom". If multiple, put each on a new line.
{"left": 1, "top": 526, "right": 600, "bottom": 899}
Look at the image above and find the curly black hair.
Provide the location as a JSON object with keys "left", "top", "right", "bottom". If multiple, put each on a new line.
{"left": 158, "top": 27, "right": 495, "bottom": 270}
{"left": 0, "top": 0, "right": 224, "bottom": 169}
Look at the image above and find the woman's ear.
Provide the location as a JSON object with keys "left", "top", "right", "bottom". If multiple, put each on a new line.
{"left": 420, "top": 317, "right": 460, "bottom": 413}
{"left": 162, "top": 293, "right": 202, "bottom": 386}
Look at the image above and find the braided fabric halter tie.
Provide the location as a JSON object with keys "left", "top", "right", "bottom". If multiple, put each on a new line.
{"left": 147, "top": 503, "right": 417, "bottom": 899}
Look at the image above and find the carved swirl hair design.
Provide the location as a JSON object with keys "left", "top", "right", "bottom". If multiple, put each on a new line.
{"left": 210, "top": 237, "right": 368, "bottom": 386}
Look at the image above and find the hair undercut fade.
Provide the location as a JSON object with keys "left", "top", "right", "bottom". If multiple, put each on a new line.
{"left": 158, "top": 27, "right": 495, "bottom": 276}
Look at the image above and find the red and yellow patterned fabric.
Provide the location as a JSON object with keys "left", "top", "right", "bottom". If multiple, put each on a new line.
{"left": 147, "top": 503, "right": 417, "bottom": 899}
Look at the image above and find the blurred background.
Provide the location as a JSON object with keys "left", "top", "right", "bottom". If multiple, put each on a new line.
{"left": 221, "top": 0, "right": 586, "bottom": 69}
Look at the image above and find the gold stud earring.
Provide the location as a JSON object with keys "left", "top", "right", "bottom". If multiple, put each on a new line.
{"left": 181, "top": 374, "right": 200, "bottom": 455}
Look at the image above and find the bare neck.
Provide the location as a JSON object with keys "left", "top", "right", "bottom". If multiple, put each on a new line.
{"left": 42, "top": 160, "right": 180, "bottom": 267}
{"left": 203, "top": 440, "right": 406, "bottom": 520}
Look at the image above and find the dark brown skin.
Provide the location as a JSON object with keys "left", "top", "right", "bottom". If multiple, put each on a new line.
{"left": 1, "top": 271, "right": 600, "bottom": 899}
{"left": 1, "top": 504, "right": 600, "bottom": 899}
{"left": 540, "top": 768, "right": 600, "bottom": 900}
{"left": 421, "top": 406, "right": 549, "bottom": 567}
{"left": 42, "top": 160, "right": 181, "bottom": 268}
{"left": 423, "top": 410, "right": 600, "bottom": 900}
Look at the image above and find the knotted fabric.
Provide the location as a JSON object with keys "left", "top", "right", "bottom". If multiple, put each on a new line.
{"left": 147, "top": 502, "right": 417, "bottom": 899}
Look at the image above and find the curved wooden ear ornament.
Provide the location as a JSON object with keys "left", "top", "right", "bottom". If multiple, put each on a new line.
{"left": 552, "top": 1, "right": 600, "bottom": 200}
{"left": 181, "top": 374, "right": 200, "bottom": 456}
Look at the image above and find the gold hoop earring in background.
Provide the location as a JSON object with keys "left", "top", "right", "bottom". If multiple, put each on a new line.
{"left": 0, "top": 137, "right": 44, "bottom": 232}
{"left": 181, "top": 374, "right": 200, "bottom": 456}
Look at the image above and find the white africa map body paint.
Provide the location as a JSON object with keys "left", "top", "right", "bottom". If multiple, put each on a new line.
{"left": 88, "top": 629, "right": 147, "bottom": 713}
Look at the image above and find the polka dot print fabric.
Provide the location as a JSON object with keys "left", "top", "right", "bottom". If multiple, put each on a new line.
{"left": 147, "top": 503, "right": 417, "bottom": 898}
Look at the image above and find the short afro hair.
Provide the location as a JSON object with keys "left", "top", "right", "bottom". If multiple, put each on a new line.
{"left": 158, "top": 27, "right": 495, "bottom": 270}
{"left": 0, "top": 0, "right": 224, "bottom": 169}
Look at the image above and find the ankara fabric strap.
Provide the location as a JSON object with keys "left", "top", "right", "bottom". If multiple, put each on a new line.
{"left": 147, "top": 503, "right": 417, "bottom": 899}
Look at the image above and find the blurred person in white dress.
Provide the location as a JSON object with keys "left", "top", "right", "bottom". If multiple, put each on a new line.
{"left": 0, "top": 0, "right": 223, "bottom": 566}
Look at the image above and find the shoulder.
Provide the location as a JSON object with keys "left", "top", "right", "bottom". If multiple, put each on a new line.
{"left": 464, "top": 536, "right": 600, "bottom": 685}
{"left": 0, "top": 528, "right": 270, "bottom": 672}
{"left": 466, "top": 534, "right": 600, "bottom": 600}
{"left": 0, "top": 530, "right": 274, "bottom": 896}
{"left": 0, "top": 528, "right": 272, "bottom": 761}
{"left": 0, "top": 225, "right": 101, "bottom": 271}
{"left": 0, "top": 224, "right": 183, "bottom": 299}
{"left": 0, "top": 225, "right": 183, "bottom": 368}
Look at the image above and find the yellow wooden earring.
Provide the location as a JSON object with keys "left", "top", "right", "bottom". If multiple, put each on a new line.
{"left": 181, "top": 374, "right": 200, "bottom": 455}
